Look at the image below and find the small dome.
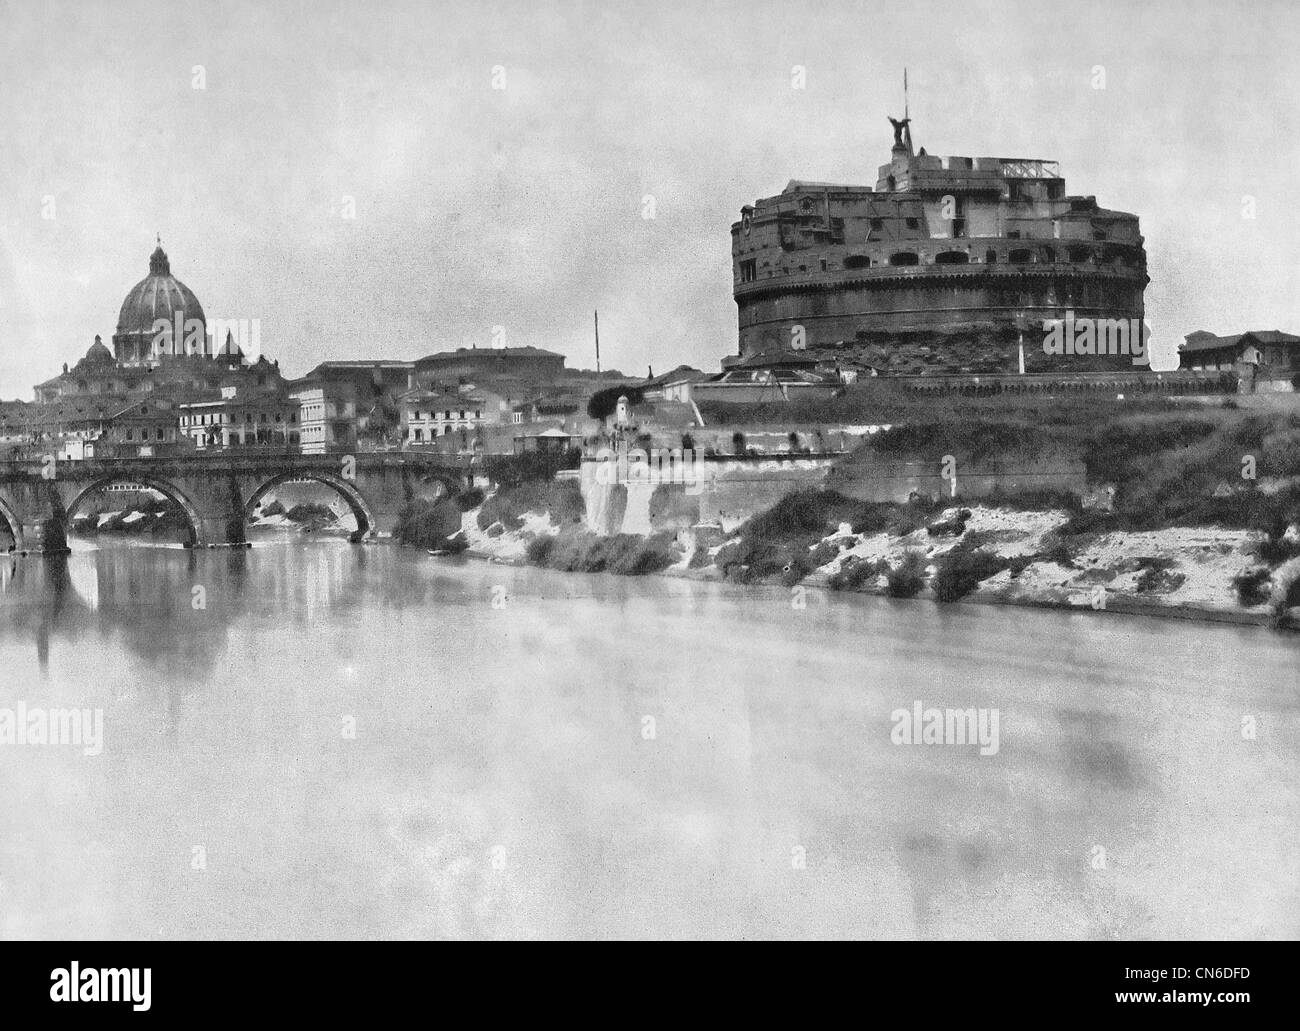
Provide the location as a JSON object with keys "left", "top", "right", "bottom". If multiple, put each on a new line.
{"left": 83, "top": 334, "right": 113, "bottom": 365}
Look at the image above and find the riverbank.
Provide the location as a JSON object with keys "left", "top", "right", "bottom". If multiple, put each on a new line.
{"left": 451, "top": 491, "right": 1300, "bottom": 631}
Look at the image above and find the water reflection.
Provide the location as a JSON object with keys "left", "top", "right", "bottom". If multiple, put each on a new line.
{"left": 0, "top": 539, "right": 1296, "bottom": 939}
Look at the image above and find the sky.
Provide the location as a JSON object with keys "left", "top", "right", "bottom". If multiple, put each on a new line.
{"left": 1, "top": 0, "right": 1299, "bottom": 397}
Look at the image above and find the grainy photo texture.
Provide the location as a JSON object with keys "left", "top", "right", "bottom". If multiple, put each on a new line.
{"left": 0, "top": 0, "right": 1296, "bottom": 956}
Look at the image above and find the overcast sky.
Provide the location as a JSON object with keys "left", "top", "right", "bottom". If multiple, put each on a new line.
{"left": 1, "top": 0, "right": 1298, "bottom": 396}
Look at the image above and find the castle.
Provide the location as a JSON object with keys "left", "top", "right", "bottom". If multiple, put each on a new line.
{"left": 730, "top": 115, "right": 1148, "bottom": 375}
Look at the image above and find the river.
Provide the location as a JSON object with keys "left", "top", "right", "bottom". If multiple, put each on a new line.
{"left": 1, "top": 537, "right": 1296, "bottom": 940}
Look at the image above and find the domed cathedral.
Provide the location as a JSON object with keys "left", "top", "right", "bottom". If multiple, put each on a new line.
{"left": 33, "top": 240, "right": 281, "bottom": 405}
{"left": 729, "top": 113, "right": 1149, "bottom": 375}
{"left": 114, "top": 240, "right": 208, "bottom": 364}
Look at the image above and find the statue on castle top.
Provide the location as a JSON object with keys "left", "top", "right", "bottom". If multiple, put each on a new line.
{"left": 887, "top": 115, "right": 911, "bottom": 147}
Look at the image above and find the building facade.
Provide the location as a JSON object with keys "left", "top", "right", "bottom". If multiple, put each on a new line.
{"left": 732, "top": 118, "right": 1148, "bottom": 373}
{"left": 178, "top": 382, "right": 300, "bottom": 450}
{"left": 291, "top": 382, "right": 359, "bottom": 454}
{"left": 1180, "top": 330, "right": 1300, "bottom": 392}
{"left": 400, "top": 389, "right": 485, "bottom": 448}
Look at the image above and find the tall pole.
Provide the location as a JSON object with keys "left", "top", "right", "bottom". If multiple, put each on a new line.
{"left": 594, "top": 310, "right": 600, "bottom": 374}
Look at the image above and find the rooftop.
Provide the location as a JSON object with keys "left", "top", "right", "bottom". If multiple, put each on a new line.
{"left": 1180, "top": 330, "right": 1300, "bottom": 353}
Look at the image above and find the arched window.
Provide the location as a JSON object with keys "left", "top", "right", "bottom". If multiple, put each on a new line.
{"left": 934, "top": 251, "right": 969, "bottom": 264}
{"left": 843, "top": 254, "right": 871, "bottom": 270}
{"left": 1009, "top": 248, "right": 1033, "bottom": 264}
{"left": 888, "top": 251, "right": 919, "bottom": 266}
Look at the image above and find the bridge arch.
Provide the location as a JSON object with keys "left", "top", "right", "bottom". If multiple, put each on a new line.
{"left": 65, "top": 475, "right": 205, "bottom": 548}
{"left": 244, "top": 471, "right": 375, "bottom": 542}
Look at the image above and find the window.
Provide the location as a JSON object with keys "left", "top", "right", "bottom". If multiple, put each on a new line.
{"left": 739, "top": 259, "right": 757, "bottom": 283}
{"left": 985, "top": 249, "right": 998, "bottom": 264}
{"left": 934, "top": 251, "right": 969, "bottom": 264}
{"left": 1009, "top": 248, "right": 1033, "bottom": 264}
{"left": 888, "top": 251, "right": 919, "bottom": 266}
{"left": 905, "top": 217, "right": 919, "bottom": 230}
{"left": 843, "top": 255, "right": 871, "bottom": 270}
{"left": 870, "top": 218, "right": 884, "bottom": 232}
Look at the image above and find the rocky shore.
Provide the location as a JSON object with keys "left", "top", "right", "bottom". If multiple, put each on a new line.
{"left": 452, "top": 495, "right": 1300, "bottom": 631}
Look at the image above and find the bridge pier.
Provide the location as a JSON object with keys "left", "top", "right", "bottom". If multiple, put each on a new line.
{"left": 0, "top": 479, "right": 71, "bottom": 555}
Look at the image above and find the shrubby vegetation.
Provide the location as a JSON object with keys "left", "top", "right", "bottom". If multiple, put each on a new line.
{"left": 827, "top": 556, "right": 886, "bottom": 591}
{"left": 476, "top": 480, "right": 585, "bottom": 532}
{"left": 932, "top": 547, "right": 1008, "bottom": 603}
{"left": 483, "top": 449, "right": 581, "bottom": 487}
{"left": 885, "top": 550, "right": 929, "bottom": 598}
{"left": 393, "top": 498, "right": 466, "bottom": 552}
{"left": 525, "top": 528, "right": 678, "bottom": 575}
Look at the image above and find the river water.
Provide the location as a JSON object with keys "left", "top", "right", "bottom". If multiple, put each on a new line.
{"left": 0, "top": 537, "right": 1296, "bottom": 940}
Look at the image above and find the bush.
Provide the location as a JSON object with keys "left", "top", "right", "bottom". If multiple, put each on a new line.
{"left": 483, "top": 449, "right": 581, "bottom": 487}
{"left": 932, "top": 548, "right": 1007, "bottom": 602}
{"left": 455, "top": 487, "right": 486, "bottom": 512}
{"left": 885, "top": 551, "right": 928, "bottom": 598}
{"left": 1257, "top": 534, "right": 1300, "bottom": 565}
{"left": 607, "top": 532, "right": 678, "bottom": 575}
{"left": 393, "top": 498, "right": 462, "bottom": 548}
{"left": 525, "top": 534, "right": 556, "bottom": 564}
{"left": 1232, "top": 567, "right": 1271, "bottom": 607}
{"left": 828, "top": 557, "right": 888, "bottom": 591}
{"left": 285, "top": 502, "right": 336, "bottom": 525}
{"left": 807, "top": 541, "right": 838, "bottom": 569}
{"left": 713, "top": 538, "right": 782, "bottom": 583}
{"left": 1039, "top": 540, "right": 1077, "bottom": 568}
{"left": 259, "top": 499, "right": 286, "bottom": 517}
{"left": 926, "top": 514, "right": 968, "bottom": 537}
{"left": 1268, "top": 558, "right": 1300, "bottom": 625}
{"left": 523, "top": 529, "right": 676, "bottom": 576}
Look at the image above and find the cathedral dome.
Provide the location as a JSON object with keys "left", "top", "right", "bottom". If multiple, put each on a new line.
{"left": 113, "top": 243, "right": 206, "bottom": 364}
{"left": 80, "top": 334, "right": 113, "bottom": 366}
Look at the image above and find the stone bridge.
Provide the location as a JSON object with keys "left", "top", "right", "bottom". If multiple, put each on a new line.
{"left": 0, "top": 452, "right": 474, "bottom": 554}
